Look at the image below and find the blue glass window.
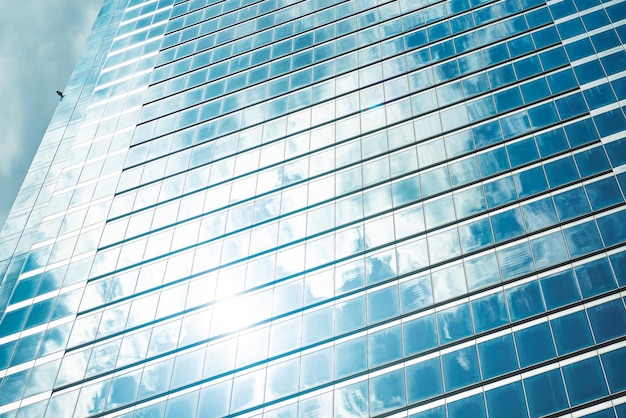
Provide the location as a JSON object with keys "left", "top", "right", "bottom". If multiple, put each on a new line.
{"left": 478, "top": 334, "right": 518, "bottom": 379}
{"left": 540, "top": 269, "right": 581, "bottom": 309}
{"left": 486, "top": 381, "right": 528, "bottom": 418}
{"left": 442, "top": 345, "right": 481, "bottom": 391}
{"left": 472, "top": 292, "right": 509, "bottom": 333}
{"left": 535, "top": 128, "right": 569, "bottom": 157}
{"left": 601, "top": 347, "right": 626, "bottom": 392}
{"left": 575, "top": 258, "right": 617, "bottom": 298}
{"left": 552, "top": 310, "right": 594, "bottom": 355}
{"left": 400, "top": 274, "right": 433, "bottom": 313}
{"left": 564, "top": 220, "right": 604, "bottom": 258}
{"left": 513, "top": 166, "right": 548, "bottom": 198}
{"left": 478, "top": 147, "right": 509, "bottom": 177}
{"left": 497, "top": 242, "right": 534, "bottom": 280}
{"left": 507, "top": 138, "right": 539, "bottom": 168}
{"left": 437, "top": 302, "right": 473, "bottom": 344}
{"left": 515, "top": 322, "right": 556, "bottom": 367}
{"left": 575, "top": 146, "right": 611, "bottom": 177}
{"left": 335, "top": 337, "right": 367, "bottom": 379}
{"left": 524, "top": 369, "right": 568, "bottom": 417}
{"left": 459, "top": 218, "right": 493, "bottom": 252}
{"left": 485, "top": 176, "right": 517, "bottom": 208}
{"left": 545, "top": 156, "right": 579, "bottom": 188}
{"left": 586, "top": 177, "right": 623, "bottom": 210}
{"left": 554, "top": 187, "right": 591, "bottom": 221}
{"left": 410, "top": 405, "right": 446, "bottom": 418}
{"left": 369, "top": 325, "right": 402, "bottom": 368}
{"left": 403, "top": 314, "right": 438, "bottom": 356}
{"left": 506, "top": 281, "right": 545, "bottom": 321}
{"left": 565, "top": 117, "right": 599, "bottom": 147}
{"left": 610, "top": 251, "right": 626, "bottom": 286}
{"left": 522, "top": 197, "right": 558, "bottom": 232}
{"left": 369, "top": 369, "right": 406, "bottom": 415}
{"left": 198, "top": 381, "right": 231, "bottom": 418}
{"left": 447, "top": 393, "right": 486, "bottom": 418}
{"left": 465, "top": 252, "right": 501, "bottom": 290}
{"left": 335, "top": 296, "right": 366, "bottom": 335}
{"left": 588, "top": 299, "right": 626, "bottom": 343}
{"left": 531, "top": 231, "right": 569, "bottom": 269}
{"left": 584, "top": 83, "right": 617, "bottom": 110}
{"left": 406, "top": 357, "right": 443, "bottom": 403}
{"left": 597, "top": 209, "right": 626, "bottom": 247}
{"left": 368, "top": 285, "right": 399, "bottom": 324}
{"left": 491, "top": 207, "right": 525, "bottom": 242}
{"left": 562, "top": 357, "right": 609, "bottom": 406}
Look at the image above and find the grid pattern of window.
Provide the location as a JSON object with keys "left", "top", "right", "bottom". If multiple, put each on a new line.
{"left": 0, "top": 0, "right": 625, "bottom": 416}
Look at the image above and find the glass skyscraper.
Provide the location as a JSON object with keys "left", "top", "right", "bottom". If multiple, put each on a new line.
{"left": 1, "top": 0, "right": 626, "bottom": 416}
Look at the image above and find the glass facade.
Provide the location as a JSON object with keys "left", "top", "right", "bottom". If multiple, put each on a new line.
{"left": 0, "top": 0, "right": 625, "bottom": 416}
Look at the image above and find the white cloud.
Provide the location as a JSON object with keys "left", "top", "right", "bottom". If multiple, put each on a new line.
{"left": 0, "top": 0, "right": 102, "bottom": 228}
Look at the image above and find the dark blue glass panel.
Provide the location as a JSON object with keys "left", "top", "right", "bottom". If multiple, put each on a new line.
{"left": 562, "top": 357, "right": 609, "bottom": 406}
{"left": 601, "top": 50, "right": 626, "bottom": 75}
{"left": 507, "top": 137, "right": 539, "bottom": 168}
{"left": 507, "top": 281, "right": 545, "bottom": 321}
{"left": 524, "top": 369, "right": 568, "bottom": 418}
{"left": 545, "top": 156, "right": 579, "bottom": 187}
{"left": 529, "top": 102, "right": 560, "bottom": 128}
{"left": 472, "top": 292, "right": 509, "bottom": 333}
{"left": 478, "top": 147, "right": 509, "bottom": 177}
{"left": 437, "top": 303, "right": 473, "bottom": 344}
{"left": 554, "top": 187, "right": 591, "bottom": 221}
{"left": 488, "top": 63, "right": 516, "bottom": 88}
{"left": 547, "top": 68, "right": 578, "bottom": 94}
{"left": 575, "top": 258, "right": 617, "bottom": 297}
{"left": 406, "top": 357, "right": 443, "bottom": 403}
{"left": 598, "top": 210, "right": 626, "bottom": 247}
{"left": 442, "top": 345, "right": 481, "bottom": 391}
{"left": 540, "top": 269, "right": 581, "bottom": 310}
{"left": 550, "top": 0, "right": 576, "bottom": 19}
{"left": 0, "top": 341, "right": 16, "bottom": 370}
{"left": 403, "top": 314, "right": 438, "bottom": 356}
{"left": 595, "top": 109, "right": 626, "bottom": 139}
{"left": 602, "top": 346, "right": 626, "bottom": 392}
{"left": 486, "top": 381, "right": 528, "bottom": 418}
{"left": 565, "top": 117, "right": 599, "bottom": 147}
{"left": 484, "top": 177, "right": 516, "bottom": 208}
{"left": 592, "top": 29, "right": 621, "bottom": 52}
{"left": 610, "top": 250, "right": 626, "bottom": 286}
{"left": 556, "top": 92, "right": 588, "bottom": 120}
{"left": 564, "top": 220, "right": 604, "bottom": 258}
{"left": 491, "top": 207, "right": 525, "bottom": 242}
{"left": 551, "top": 310, "right": 594, "bottom": 355}
{"left": 588, "top": 299, "right": 626, "bottom": 343}
{"left": 605, "top": 137, "right": 626, "bottom": 167}
{"left": 522, "top": 197, "right": 559, "bottom": 232}
{"left": 521, "top": 78, "right": 551, "bottom": 103}
{"left": 566, "top": 38, "right": 595, "bottom": 62}
{"left": 472, "top": 118, "right": 501, "bottom": 148}
{"left": 575, "top": 146, "right": 611, "bottom": 177}
{"left": 515, "top": 322, "right": 556, "bottom": 367}
{"left": 558, "top": 18, "right": 586, "bottom": 39}
{"left": 585, "top": 177, "right": 624, "bottom": 210}
{"left": 447, "top": 393, "right": 486, "bottom": 418}
{"left": 494, "top": 87, "right": 523, "bottom": 113}
{"left": 540, "top": 46, "right": 569, "bottom": 71}
{"left": 514, "top": 166, "right": 549, "bottom": 198}
{"left": 478, "top": 334, "right": 518, "bottom": 379}
{"left": 584, "top": 83, "right": 617, "bottom": 110}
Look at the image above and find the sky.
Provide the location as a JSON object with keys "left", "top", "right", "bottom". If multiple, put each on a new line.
{"left": 0, "top": 0, "right": 103, "bottom": 230}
